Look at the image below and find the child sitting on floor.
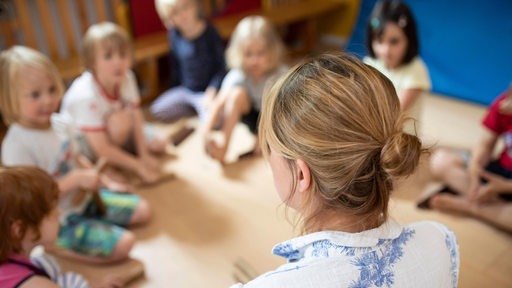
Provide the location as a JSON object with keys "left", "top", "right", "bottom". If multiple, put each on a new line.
{"left": 203, "top": 16, "right": 287, "bottom": 164}
{"left": 426, "top": 86, "right": 512, "bottom": 233}
{"left": 364, "top": 0, "right": 430, "bottom": 134}
{"left": 60, "top": 22, "right": 167, "bottom": 184}
{"left": 151, "top": 0, "right": 226, "bottom": 123}
{"left": 0, "top": 166, "right": 122, "bottom": 287}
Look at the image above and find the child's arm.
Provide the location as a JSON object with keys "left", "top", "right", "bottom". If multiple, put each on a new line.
{"left": 56, "top": 168, "right": 100, "bottom": 198}
{"left": 203, "top": 87, "right": 218, "bottom": 110}
{"left": 474, "top": 169, "right": 512, "bottom": 202}
{"left": 468, "top": 128, "right": 498, "bottom": 198}
{"left": 398, "top": 88, "right": 422, "bottom": 111}
{"left": 203, "top": 89, "right": 228, "bottom": 134}
{"left": 132, "top": 107, "right": 160, "bottom": 169}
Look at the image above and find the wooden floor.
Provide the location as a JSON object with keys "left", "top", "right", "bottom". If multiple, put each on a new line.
{"left": 52, "top": 94, "right": 512, "bottom": 287}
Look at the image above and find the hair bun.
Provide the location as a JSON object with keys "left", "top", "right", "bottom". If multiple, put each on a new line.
{"left": 380, "top": 131, "right": 422, "bottom": 178}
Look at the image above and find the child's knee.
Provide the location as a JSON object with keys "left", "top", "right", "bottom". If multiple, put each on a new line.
{"left": 131, "top": 198, "right": 152, "bottom": 225}
{"left": 106, "top": 110, "right": 133, "bottom": 145}
{"left": 430, "top": 148, "right": 460, "bottom": 177}
{"left": 111, "top": 231, "right": 135, "bottom": 261}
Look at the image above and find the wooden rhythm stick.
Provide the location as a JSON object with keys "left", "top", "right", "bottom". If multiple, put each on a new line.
{"left": 72, "top": 157, "right": 108, "bottom": 216}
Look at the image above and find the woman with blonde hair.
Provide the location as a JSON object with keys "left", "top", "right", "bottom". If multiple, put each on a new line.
{"left": 231, "top": 53, "right": 459, "bottom": 288}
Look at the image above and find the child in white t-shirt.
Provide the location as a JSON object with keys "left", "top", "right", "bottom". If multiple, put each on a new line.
{"left": 61, "top": 22, "right": 167, "bottom": 184}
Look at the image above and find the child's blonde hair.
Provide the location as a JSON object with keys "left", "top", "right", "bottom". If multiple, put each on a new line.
{"left": 260, "top": 53, "right": 425, "bottom": 232}
{"left": 226, "top": 16, "right": 285, "bottom": 71}
{"left": 0, "top": 166, "right": 59, "bottom": 263}
{"left": 0, "top": 46, "right": 64, "bottom": 126}
{"left": 154, "top": 0, "right": 203, "bottom": 24}
{"left": 81, "top": 22, "right": 132, "bottom": 72}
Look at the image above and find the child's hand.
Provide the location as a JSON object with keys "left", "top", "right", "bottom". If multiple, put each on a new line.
{"left": 75, "top": 168, "right": 101, "bottom": 191}
{"left": 472, "top": 170, "right": 510, "bottom": 203}
{"left": 141, "top": 153, "right": 162, "bottom": 171}
{"left": 135, "top": 159, "right": 161, "bottom": 184}
{"left": 100, "top": 173, "right": 134, "bottom": 194}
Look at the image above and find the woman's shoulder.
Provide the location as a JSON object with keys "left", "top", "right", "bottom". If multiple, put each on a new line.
{"left": 404, "top": 220, "right": 458, "bottom": 248}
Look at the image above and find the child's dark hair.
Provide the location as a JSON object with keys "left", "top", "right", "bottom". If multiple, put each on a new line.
{"left": 0, "top": 166, "right": 59, "bottom": 263}
{"left": 365, "top": 0, "right": 419, "bottom": 65}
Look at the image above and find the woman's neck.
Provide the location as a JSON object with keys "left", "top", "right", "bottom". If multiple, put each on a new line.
{"left": 305, "top": 209, "right": 384, "bottom": 234}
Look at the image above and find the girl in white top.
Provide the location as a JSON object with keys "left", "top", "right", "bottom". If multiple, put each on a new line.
{"left": 364, "top": 0, "right": 430, "bottom": 134}
{"left": 203, "top": 15, "right": 287, "bottom": 164}
{"left": 60, "top": 22, "right": 166, "bottom": 184}
{"left": 231, "top": 53, "right": 459, "bottom": 288}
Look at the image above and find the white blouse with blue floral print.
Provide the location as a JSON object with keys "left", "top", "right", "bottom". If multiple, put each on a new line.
{"left": 231, "top": 219, "right": 459, "bottom": 288}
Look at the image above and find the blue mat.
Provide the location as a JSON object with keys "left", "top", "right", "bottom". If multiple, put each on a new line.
{"left": 345, "top": 0, "right": 512, "bottom": 106}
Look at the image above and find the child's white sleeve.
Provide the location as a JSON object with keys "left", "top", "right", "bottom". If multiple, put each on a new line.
{"left": 31, "top": 254, "right": 90, "bottom": 288}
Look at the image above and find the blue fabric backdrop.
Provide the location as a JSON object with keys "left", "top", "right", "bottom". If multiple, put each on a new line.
{"left": 345, "top": 0, "right": 512, "bottom": 106}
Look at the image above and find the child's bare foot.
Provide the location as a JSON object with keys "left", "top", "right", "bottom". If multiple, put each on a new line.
{"left": 136, "top": 164, "right": 161, "bottom": 184}
{"left": 205, "top": 137, "right": 227, "bottom": 164}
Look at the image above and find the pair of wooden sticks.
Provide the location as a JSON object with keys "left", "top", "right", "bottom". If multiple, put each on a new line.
{"left": 72, "top": 157, "right": 108, "bottom": 216}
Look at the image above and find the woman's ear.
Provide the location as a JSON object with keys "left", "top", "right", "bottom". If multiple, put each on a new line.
{"left": 295, "top": 159, "right": 311, "bottom": 193}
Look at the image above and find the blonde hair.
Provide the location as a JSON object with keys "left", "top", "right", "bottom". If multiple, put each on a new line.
{"left": 0, "top": 46, "right": 64, "bottom": 126}
{"left": 226, "top": 16, "right": 285, "bottom": 71}
{"left": 154, "top": 0, "right": 203, "bottom": 24}
{"left": 82, "top": 22, "right": 132, "bottom": 72}
{"left": 260, "top": 53, "right": 425, "bottom": 232}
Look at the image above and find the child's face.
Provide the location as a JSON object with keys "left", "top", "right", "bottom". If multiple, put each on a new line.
{"left": 17, "top": 66, "right": 60, "bottom": 129}
{"left": 21, "top": 206, "right": 60, "bottom": 251}
{"left": 371, "top": 22, "right": 408, "bottom": 69}
{"left": 168, "top": 0, "right": 198, "bottom": 31}
{"left": 36, "top": 206, "right": 61, "bottom": 246}
{"left": 93, "top": 43, "right": 132, "bottom": 88}
{"left": 241, "top": 37, "right": 272, "bottom": 81}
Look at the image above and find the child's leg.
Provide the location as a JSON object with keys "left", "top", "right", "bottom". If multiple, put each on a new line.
{"left": 96, "top": 189, "right": 151, "bottom": 226}
{"left": 430, "top": 148, "right": 471, "bottom": 195}
{"left": 150, "top": 87, "right": 197, "bottom": 122}
{"left": 54, "top": 217, "right": 135, "bottom": 264}
{"left": 106, "top": 109, "right": 134, "bottom": 147}
{"left": 207, "top": 87, "right": 251, "bottom": 162}
{"left": 189, "top": 90, "right": 208, "bottom": 123}
{"left": 431, "top": 194, "right": 512, "bottom": 232}
{"left": 143, "top": 124, "right": 168, "bottom": 155}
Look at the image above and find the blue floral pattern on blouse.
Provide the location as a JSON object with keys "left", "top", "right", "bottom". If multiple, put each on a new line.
{"left": 349, "top": 228, "right": 415, "bottom": 288}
